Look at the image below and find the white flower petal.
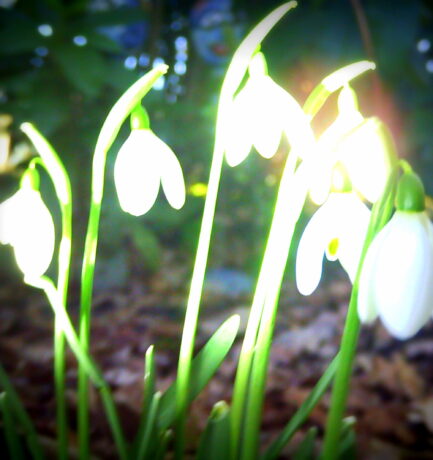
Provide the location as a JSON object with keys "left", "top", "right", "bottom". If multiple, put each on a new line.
{"left": 372, "top": 212, "right": 433, "bottom": 339}
{"left": 0, "top": 187, "right": 55, "bottom": 278}
{"left": 224, "top": 85, "right": 254, "bottom": 167}
{"left": 340, "top": 119, "right": 393, "bottom": 203}
{"left": 114, "top": 130, "right": 161, "bottom": 216}
{"left": 357, "top": 226, "right": 388, "bottom": 324}
{"left": 336, "top": 194, "right": 370, "bottom": 282}
{"left": 158, "top": 138, "right": 186, "bottom": 210}
{"left": 296, "top": 199, "right": 339, "bottom": 295}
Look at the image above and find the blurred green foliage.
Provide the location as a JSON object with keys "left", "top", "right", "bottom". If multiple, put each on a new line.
{"left": 1, "top": 0, "right": 432, "bottom": 285}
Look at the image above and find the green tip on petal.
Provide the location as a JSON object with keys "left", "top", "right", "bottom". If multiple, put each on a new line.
{"left": 395, "top": 171, "right": 425, "bottom": 212}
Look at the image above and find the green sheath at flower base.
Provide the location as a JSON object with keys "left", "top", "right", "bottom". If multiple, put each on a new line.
{"left": 20, "top": 166, "right": 40, "bottom": 190}
{"left": 248, "top": 51, "right": 268, "bottom": 78}
{"left": 130, "top": 105, "right": 150, "bottom": 131}
{"left": 395, "top": 171, "right": 425, "bottom": 212}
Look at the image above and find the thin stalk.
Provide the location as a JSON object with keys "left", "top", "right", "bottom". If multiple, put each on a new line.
{"left": 231, "top": 126, "right": 316, "bottom": 458}
{"left": 77, "top": 66, "right": 167, "bottom": 457}
{"left": 0, "top": 365, "right": 45, "bottom": 459}
{"left": 239, "top": 152, "right": 309, "bottom": 460}
{"left": 0, "top": 392, "right": 25, "bottom": 460}
{"left": 321, "top": 292, "right": 360, "bottom": 460}
{"left": 26, "top": 277, "right": 129, "bottom": 460}
{"left": 232, "top": 59, "right": 377, "bottom": 459}
{"left": 174, "top": 4, "right": 298, "bottom": 458}
{"left": 21, "top": 123, "right": 73, "bottom": 460}
{"left": 322, "top": 166, "right": 398, "bottom": 459}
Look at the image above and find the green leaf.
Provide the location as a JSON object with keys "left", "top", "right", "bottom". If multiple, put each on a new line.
{"left": 157, "top": 314, "right": 240, "bottom": 430}
{"left": 51, "top": 42, "right": 107, "bottom": 97}
{"left": 196, "top": 401, "right": 231, "bottom": 460}
{"left": 293, "top": 427, "right": 318, "bottom": 460}
{"left": 75, "top": 7, "right": 147, "bottom": 28}
{"left": 79, "top": 30, "right": 123, "bottom": 53}
{"left": 338, "top": 416, "right": 357, "bottom": 460}
{"left": 0, "top": 392, "right": 26, "bottom": 460}
{"left": 137, "top": 392, "right": 161, "bottom": 460}
{"left": 0, "top": 365, "right": 45, "bottom": 460}
{"left": 0, "top": 22, "right": 42, "bottom": 56}
{"left": 131, "top": 345, "right": 156, "bottom": 457}
{"left": 128, "top": 222, "right": 161, "bottom": 273}
{"left": 261, "top": 355, "right": 339, "bottom": 460}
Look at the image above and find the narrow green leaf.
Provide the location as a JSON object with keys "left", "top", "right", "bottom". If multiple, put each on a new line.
{"left": 196, "top": 401, "right": 231, "bottom": 460}
{"left": 0, "top": 365, "right": 45, "bottom": 460}
{"left": 0, "top": 393, "right": 26, "bottom": 460}
{"left": 158, "top": 314, "right": 240, "bottom": 430}
{"left": 293, "top": 426, "right": 318, "bottom": 460}
{"left": 132, "top": 345, "right": 156, "bottom": 457}
{"left": 51, "top": 43, "right": 107, "bottom": 97}
{"left": 154, "top": 430, "right": 173, "bottom": 460}
{"left": 76, "top": 7, "right": 147, "bottom": 28}
{"left": 338, "top": 417, "right": 357, "bottom": 460}
{"left": 261, "top": 355, "right": 339, "bottom": 460}
{"left": 137, "top": 392, "right": 161, "bottom": 460}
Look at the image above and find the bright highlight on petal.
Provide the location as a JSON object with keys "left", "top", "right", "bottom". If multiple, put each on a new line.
{"left": 0, "top": 184, "right": 55, "bottom": 278}
{"left": 358, "top": 211, "right": 433, "bottom": 339}
{"left": 310, "top": 85, "right": 395, "bottom": 205}
{"left": 296, "top": 192, "right": 370, "bottom": 295}
{"left": 224, "top": 50, "right": 314, "bottom": 167}
{"left": 114, "top": 129, "right": 186, "bottom": 216}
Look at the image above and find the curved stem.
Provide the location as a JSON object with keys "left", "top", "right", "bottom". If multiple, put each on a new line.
{"left": 77, "top": 66, "right": 167, "bottom": 457}
{"left": 322, "top": 167, "right": 398, "bottom": 459}
{"left": 173, "top": 4, "right": 298, "bottom": 458}
{"left": 21, "top": 123, "right": 73, "bottom": 460}
{"left": 239, "top": 153, "right": 308, "bottom": 460}
{"left": 26, "top": 277, "right": 129, "bottom": 460}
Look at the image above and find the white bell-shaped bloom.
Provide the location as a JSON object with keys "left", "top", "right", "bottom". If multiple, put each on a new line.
{"left": 296, "top": 191, "right": 370, "bottom": 296}
{"left": 114, "top": 129, "right": 186, "bottom": 216}
{"left": 310, "top": 86, "right": 395, "bottom": 205}
{"left": 224, "top": 53, "right": 312, "bottom": 167}
{"left": 358, "top": 211, "right": 433, "bottom": 339}
{"left": 0, "top": 181, "right": 55, "bottom": 279}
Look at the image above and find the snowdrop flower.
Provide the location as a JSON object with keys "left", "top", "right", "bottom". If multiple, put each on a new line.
{"left": 114, "top": 106, "right": 185, "bottom": 216}
{"left": 310, "top": 85, "right": 396, "bottom": 205}
{"left": 0, "top": 168, "right": 55, "bottom": 279}
{"left": 296, "top": 167, "right": 370, "bottom": 295}
{"left": 224, "top": 51, "right": 312, "bottom": 167}
{"left": 358, "top": 171, "right": 433, "bottom": 339}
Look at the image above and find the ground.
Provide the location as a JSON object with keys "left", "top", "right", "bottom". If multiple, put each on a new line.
{"left": 1, "top": 256, "right": 433, "bottom": 459}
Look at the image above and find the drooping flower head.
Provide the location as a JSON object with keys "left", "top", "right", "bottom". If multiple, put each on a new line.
{"left": 224, "top": 51, "right": 312, "bottom": 167}
{"left": 296, "top": 165, "right": 370, "bottom": 295}
{"left": 114, "top": 105, "right": 186, "bottom": 216}
{"left": 310, "top": 85, "right": 397, "bottom": 205}
{"left": 358, "top": 170, "right": 433, "bottom": 339}
{"left": 0, "top": 167, "right": 55, "bottom": 279}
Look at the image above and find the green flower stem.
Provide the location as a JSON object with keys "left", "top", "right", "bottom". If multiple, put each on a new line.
{"left": 322, "top": 290, "right": 360, "bottom": 460}
{"left": 26, "top": 276, "right": 128, "bottom": 460}
{"left": 77, "top": 65, "right": 167, "bottom": 458}
{"left": 322, "top": 167, "right": 399, "bottom": 459}
{"left": 21, "top": 123, "right": 73, "bottom": 460}
{"left": 173, "top": 3, "right": 298, "bottom": 458}
{"left": 239, "top": 152, "right": 309, "bottom": 460}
